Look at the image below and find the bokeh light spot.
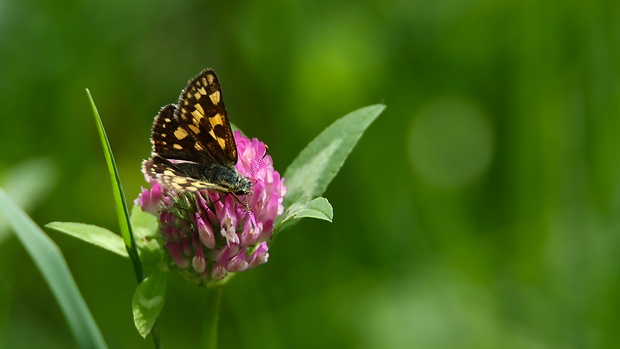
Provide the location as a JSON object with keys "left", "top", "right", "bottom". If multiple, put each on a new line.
{"left": 407, "top": 99, "right": 494, "bottom": 188}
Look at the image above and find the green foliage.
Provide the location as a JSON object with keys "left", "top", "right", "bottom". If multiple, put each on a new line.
{"left": 130, "top": 205, "right": 164, "bottom": 270}
{"left": 283, "top": 104, "right": 385, "bottom": 207}
{"left": 87, "top": 89, "right": 144, "bottom": 282}
{"left": 132, "top": 271, "right": 167, "bottom": 339}
{"left": 274, "top": 104, "right": 384, "bottom": 234}
{"left": 47, "top": 212, "right": 165, "bottom": 341}
{"left": 0, "top": 159, "right": 57, "bottom": 244}
{"left": 0, "top": 189, "right": 107, "bottom": 349}
{"left": 46, "top": 222, "right": 128, "bottom": 258}
{"left": 46, "top": 90, "right": 376, "bottom": 344}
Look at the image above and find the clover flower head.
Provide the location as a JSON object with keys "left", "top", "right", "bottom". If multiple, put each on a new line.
{"left": 136, "top": 131, "right": 286, "bottom": 283}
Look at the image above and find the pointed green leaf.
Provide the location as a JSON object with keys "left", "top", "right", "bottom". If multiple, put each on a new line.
{"left": 0, "top": 189, "right": 107, "bottom": 349}
{"left": 283, "top": 104, "right": 385, "bottom": 208}
{"left": 87, "top": 89, "right": 143, "bottom": 281}
{"left": 274, "top": 197, "right": 333, "bottom": 234}
{"left": 46, "top": 222, "right": 128, "bottom": 258}
{"left": 291, "top": 197, "right": 333, "bottom": 221}
{"left": 133, "top": 271, "right": 167, "bottom": 338}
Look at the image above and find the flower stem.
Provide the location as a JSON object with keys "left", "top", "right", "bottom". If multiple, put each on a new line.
{"left": 151, "top": 324, "right": 162, "bottom": 349}
{"left": 201, "top": 286, "right": 224, "bottom": 349}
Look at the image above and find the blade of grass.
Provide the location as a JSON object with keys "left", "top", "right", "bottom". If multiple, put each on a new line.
{"left": 86, "top": 89, "right": 144, "bottom": 282}
{"left": 0, "top": 158, "right": 57, "bottom": 245}
{"left": 87, "top": 90, "right": 161, "bottom": 348}
{"left": 0, "top": 188, "right": 107, "bottom": 349}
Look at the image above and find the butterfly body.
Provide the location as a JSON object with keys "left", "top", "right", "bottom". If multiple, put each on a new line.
{"left": 142, "top": 69, "right": 252, "bottom": 195}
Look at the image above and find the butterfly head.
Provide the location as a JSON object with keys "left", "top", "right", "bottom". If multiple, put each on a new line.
{"left": 203, "top": 164, "right": 253, "bottom": 196}
{"left": 231, "top": 172, "right": 253, "bottom": 196}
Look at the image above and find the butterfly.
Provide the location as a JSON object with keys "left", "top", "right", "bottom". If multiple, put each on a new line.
{"left": 142, "top": 69, "right": 253, "bottom": 196}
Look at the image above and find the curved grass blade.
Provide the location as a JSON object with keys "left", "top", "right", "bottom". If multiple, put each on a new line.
{"left": 88, "top": 90, "right": 163, "bottom": 348}
{"left": 0, "top": 188, "right": 107, "bottom": 349}
{"left": 0, "top": 158, "right": 57, "bottom": 245}
{"left": 86, "top": 89, "right": 144, "bottom": 282}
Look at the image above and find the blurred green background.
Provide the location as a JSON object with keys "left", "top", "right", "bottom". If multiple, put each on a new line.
{"left": 1, "top": 0, "right": 620, "bottom": 348}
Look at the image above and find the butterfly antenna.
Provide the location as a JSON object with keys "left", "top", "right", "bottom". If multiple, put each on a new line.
{"left": 245, "top": 195, "right": 257, "bottom": 230}
{"left": 242, "top": 144, "right": 268, "bottom": 230}
{"left": 249, "top": 144, "right": 269, "bottom": 176}
{"left": 231, "top": 193, "right": 256, "bottom": 230}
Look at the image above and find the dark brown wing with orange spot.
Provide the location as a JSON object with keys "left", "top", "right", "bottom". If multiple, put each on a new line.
{"left": 142, "top": 69, "right": 251, "bottom": 194}
{"left": 149, "top": 104, "right": 210, "bottom": 162}
{"left": 172, "top": 69, "right": 237, "bottom": 167}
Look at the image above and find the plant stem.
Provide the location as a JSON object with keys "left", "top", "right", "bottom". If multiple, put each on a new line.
{"left": 201, "top": 286, "right": 224, "bottom": 349}
{"left": 151, "top": 324, "right": 162, "bottom": 349}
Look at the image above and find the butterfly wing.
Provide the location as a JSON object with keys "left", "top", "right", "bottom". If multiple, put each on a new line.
{"left": 173, "top": 69, "right": 238, "bottom": 167}
{"left": 149, "top": 104, "right": 207, "bottom": 162}
{"left": 143, "top": 69, "right": 249, "bottom": 194}
{"left": 141, "top": 156, "right": 231, "bottom": 192}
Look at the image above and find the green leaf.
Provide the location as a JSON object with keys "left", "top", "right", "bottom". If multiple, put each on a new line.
{"left": 0, "top": 188, "right": 108, "bottom": 349}
{"left": 87, "top": 89, "right": 143, "bottom": 281}
{"left": 131, "top": 205, "right": 159, "bottom": 238}
{"left": 283, "top": 104, "right": 385, "bottom": 208}
{"left": 229, "top": 122, "right": 241, "bottom": 133}
{"left": 274, "top": 197, "right": 333, "bottom": 234}
{"left": 131, "top": 205, "right": 164, "bottom": 269}
{"left": 276, "top": 104, "right": 384, "bottom": 234}
{"left": 290, "top": 197, "right": 333, "bottom": 221}
{"left": 45, "top": 222, "right": 128, "bottom": 258}
{"left": 133, "top": 270, "right": 167, "bottom": 338}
